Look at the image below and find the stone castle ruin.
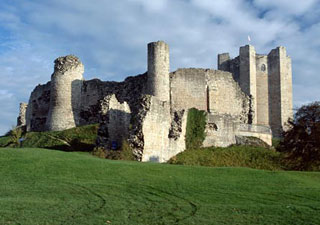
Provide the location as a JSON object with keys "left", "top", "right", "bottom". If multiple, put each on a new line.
{"left": 17, "top": 41, "right": 293, "bottom": 162}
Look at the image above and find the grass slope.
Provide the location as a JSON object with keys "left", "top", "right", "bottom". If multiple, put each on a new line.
{"left": 168, "top": 146, "right": 283, "bottom": 170}
{"left": 0, "top": 148, "right": 320, "bottom": 225}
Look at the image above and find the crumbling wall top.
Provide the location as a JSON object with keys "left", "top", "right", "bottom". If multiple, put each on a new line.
{"left": 54, "top": 55, "right": 84, "bottom": 74}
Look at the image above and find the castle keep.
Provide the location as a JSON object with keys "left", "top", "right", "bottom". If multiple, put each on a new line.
{"left": 18, "top": 41, "right": 293, "bottom": 162}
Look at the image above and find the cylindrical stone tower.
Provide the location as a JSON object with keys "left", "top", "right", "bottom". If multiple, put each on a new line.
{"left": 147, "top": 41, "right": 170, "bottom": 102}
{"left": 47, "top": 55, "right": 84, "bottom": 131}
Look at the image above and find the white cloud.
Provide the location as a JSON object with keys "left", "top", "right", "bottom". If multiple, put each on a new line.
{"left": 254, "top": 0, "right": 318, "bottom": 16}
{"left": 129, "top": 0, "right": 168, "bottom": 12}
{"left": 0, "top": 90, "right": 14, "bottom": 100}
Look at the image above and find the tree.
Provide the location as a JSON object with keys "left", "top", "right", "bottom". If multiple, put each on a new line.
{"left": 278, "top": 101, "right": 320, "bottom": 170}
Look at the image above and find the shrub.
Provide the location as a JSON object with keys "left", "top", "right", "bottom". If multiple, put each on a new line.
{"left": 9, "top": 127, "right": 23, "bottom": 147}
{"left": 92, "top": 147, "right": 106, "bottom": 159}
{"left": 118, "top": 140, "right": 135, "bottom": 161}
{"left": 21, "top": 124, "right": 98, "bottom": 151}
{"left": 99, "top": 141, "right": 135, "bottom": 161}
{"left": 185, "top": 108, "right": 207, "bottom": 150}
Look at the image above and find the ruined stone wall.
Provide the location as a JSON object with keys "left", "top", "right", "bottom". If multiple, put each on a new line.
{"left": 235, "top": 124, "right": 272, "bottom": 146}
{"left": 170, "top": 68, "right": 208, "bottom": 111}
{"left": 218, "top": 53, "right": 230, "bottom": 71}
{"left": 96, "top": 92, "right": 186, "bottom": 163}
{"left": 141, "top": 98, "right": 187, "bottom": 163}
{"left": 203, "top": 114, "right": 237, "bottom": 147}
{"left": 79, "top": 73, "right": 147, "bottom": 125}
{"left": 80, "top": 79, "right": 119, "bottom": 125}
{"left": 256, "top": 55, "right": 269, "bottom": 126}
{"left": 47, "top": 55, "right": 84, "bottom": 131}
{"left": 203, "top": 115, "right": 273, "bottom": 147}
{"left": 141, "top": 97, "right": 171, "bottom": 162}
{"left": 207, "top": 70, "right": 250, "bottom": 123}
{"left": 17, "top": 103, "right": 28, "bottom": 127}
{"left": 167, "top": 110, "right": 187, "bottom": 161}
{"left": 227, "top": 57, "right": 240, "bottom": 82}
{"left": 96, "top": 94, "right": 131, "bottom": 150}
{"left": 26, "top": 82, "right": 51, "bottom": 132}
{"left": 170, "top": 68, "right": 250, "bottom": 123}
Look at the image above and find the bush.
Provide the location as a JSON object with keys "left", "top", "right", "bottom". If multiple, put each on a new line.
{"left": 272, "top": 138, "right": 281, "bottom": 148}
{"left": 96, "top": 141, "right": 135, "bottom": 161}
{"left": 185, "top": 108, "right": 207, "bottom": 150}
{"left": 118, "top": 140, "right": 135, "bottom": 161}
{"left": 92, "top": 147, "right": 106, "bottom": 159}
{"left": 9, "top": 127, "right": 23, "bottom": 147}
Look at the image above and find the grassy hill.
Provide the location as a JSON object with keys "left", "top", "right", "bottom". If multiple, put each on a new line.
{"left": 0, "top": 148, "right": 319, "bottom": 225}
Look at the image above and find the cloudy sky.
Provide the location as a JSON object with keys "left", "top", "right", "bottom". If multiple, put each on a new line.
{"left": 0, "top": 0, "right": 319, "bottom": 135}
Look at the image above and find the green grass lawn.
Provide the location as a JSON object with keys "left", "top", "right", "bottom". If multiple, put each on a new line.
{"left": 0, "top": 148, "right": 320, "bottom": 225}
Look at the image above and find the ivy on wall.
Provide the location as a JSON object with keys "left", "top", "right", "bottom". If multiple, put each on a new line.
{"left": 185, "top": 108, "right": 207, "bottom": 150}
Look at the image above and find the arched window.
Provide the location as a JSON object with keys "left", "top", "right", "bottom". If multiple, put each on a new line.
{"left": 261, "top": 64, "right": 266, "bottom": 72}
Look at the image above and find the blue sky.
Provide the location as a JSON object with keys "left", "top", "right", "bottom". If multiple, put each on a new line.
{"left": 0, "top": 0, "right": 319, "bottom": 135}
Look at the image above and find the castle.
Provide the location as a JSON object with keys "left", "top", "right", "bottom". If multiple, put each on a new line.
{"left": 17, "top": 41, "right": 293, "bottom": 162}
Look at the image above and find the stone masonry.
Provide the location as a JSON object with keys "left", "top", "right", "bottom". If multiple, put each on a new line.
{"left": 47, "top": 55, "right": 84, "bottom": 131}
{"left": 218, "top": 45, "right": 293, "bottom": 137}
{"left": 17, "top": 103, "right": 28, "bottom": 127}
{"left": 18, "top": 41, "right": 293, "bottom": 162}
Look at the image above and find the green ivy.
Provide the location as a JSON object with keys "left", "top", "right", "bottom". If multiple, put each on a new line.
{"left": 185, "top": 108, "right": 207, "bottom": 150}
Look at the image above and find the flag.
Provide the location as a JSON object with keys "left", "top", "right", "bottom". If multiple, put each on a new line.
{"left": 248, "top": 35, "right": 251, "bottom": 42}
